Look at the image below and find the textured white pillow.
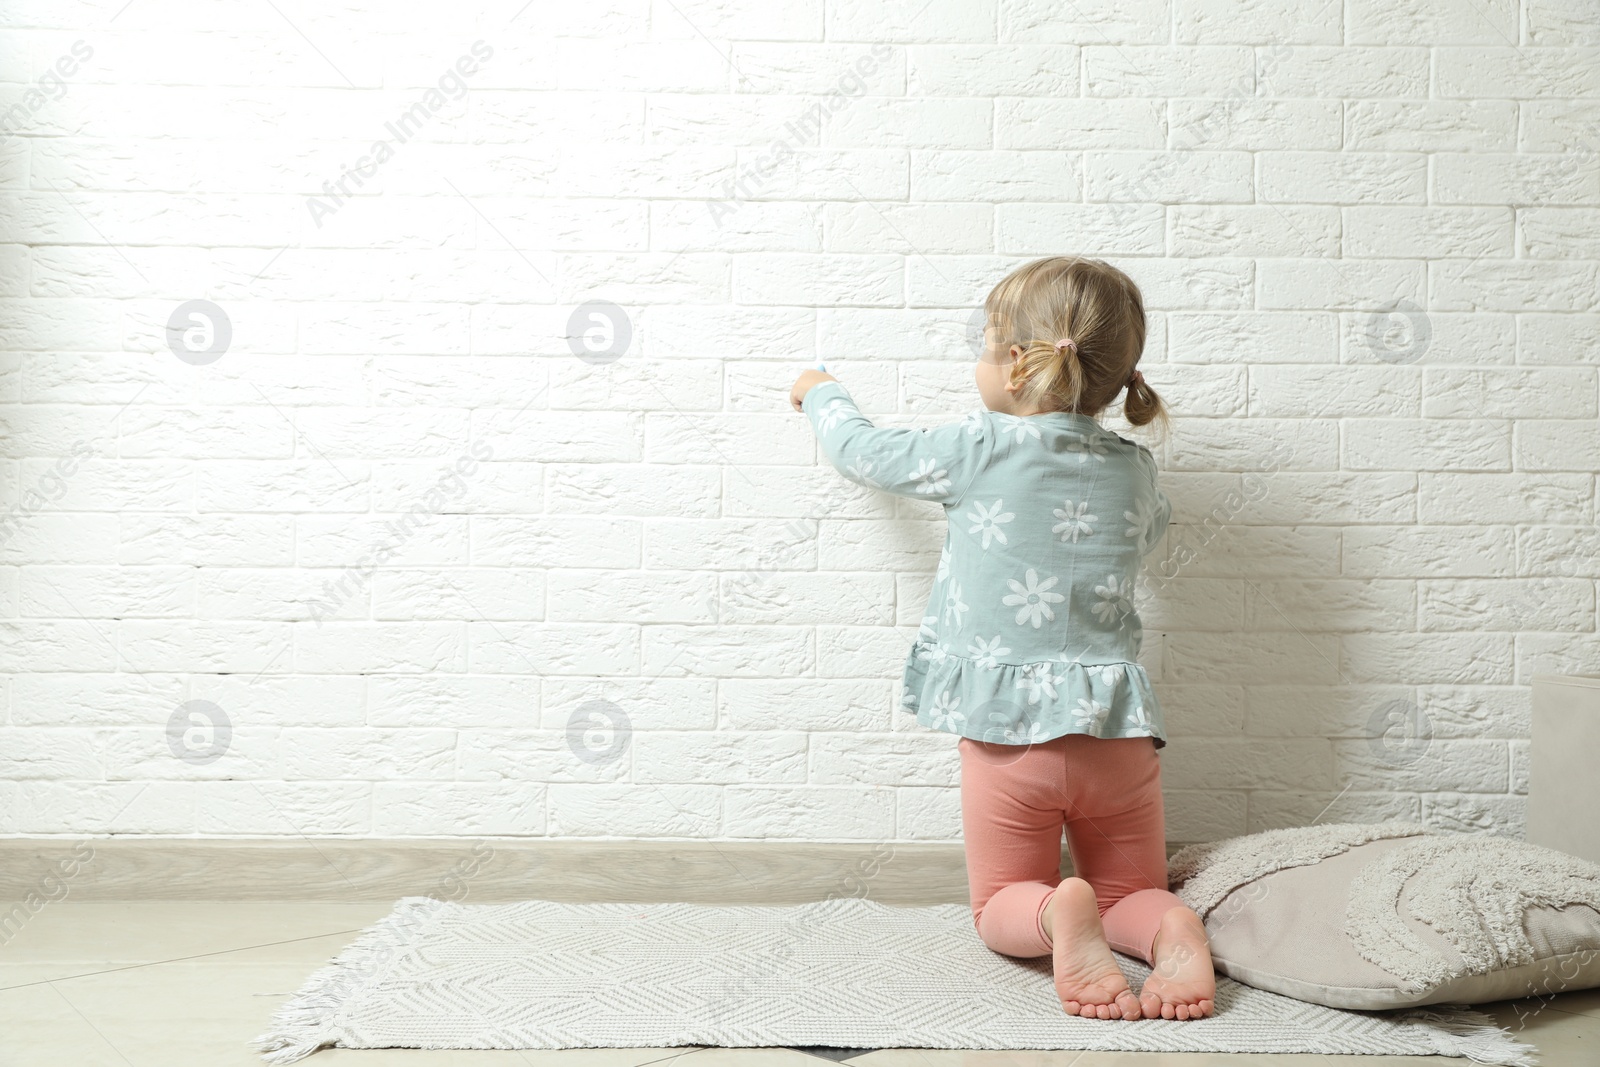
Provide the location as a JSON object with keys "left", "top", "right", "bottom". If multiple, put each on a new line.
{"left": 1167, "top": 821, "right": 1600, "bottom": 1010}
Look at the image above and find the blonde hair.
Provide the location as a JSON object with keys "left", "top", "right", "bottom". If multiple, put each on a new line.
{"left": 981, "top": 256, "right": 1167, "bottom": 431}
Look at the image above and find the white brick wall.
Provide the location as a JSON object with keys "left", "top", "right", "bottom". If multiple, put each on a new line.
{"left": 1, "top": 1, "right": 1596, "bottom": 842}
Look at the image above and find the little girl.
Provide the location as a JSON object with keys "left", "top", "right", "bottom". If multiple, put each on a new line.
{"left": 790, "top": 256, "right": 1215, "bottom": 1021}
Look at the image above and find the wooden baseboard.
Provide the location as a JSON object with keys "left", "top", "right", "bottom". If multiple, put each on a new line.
{"left": 0, "top": 838, "right": 1187, "bottom": 903}
{"left": 0, "top": 838, "right": 964, "bottom": 904}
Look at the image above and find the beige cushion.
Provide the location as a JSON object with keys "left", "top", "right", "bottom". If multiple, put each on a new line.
{"left": 1167, "top": 822, "right": 1600, "bottom": 1010}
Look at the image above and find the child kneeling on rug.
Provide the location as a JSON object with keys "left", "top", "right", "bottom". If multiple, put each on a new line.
{"left": 792, "top": 255, "right": 1215, "bottom": 1021}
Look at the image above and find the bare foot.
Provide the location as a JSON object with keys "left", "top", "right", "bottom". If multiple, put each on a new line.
{"left": 1043, "top": 877, "right": 1142, "bottom": 1020}
{"left": 1138, "top": 905, "right": 1217, "bottom": 1020}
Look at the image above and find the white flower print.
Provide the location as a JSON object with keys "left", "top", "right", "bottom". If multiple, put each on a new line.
{"left": 994, "top": 413, "right": 1042, "bottom": 443}
{"left": 911, "top": 457, "right": 951, "bottom": 496}
{"left": 918, "top": 613, "right": 940, "bottom": 643}
{"left": 1002, "top": 568, "right": 1065, "bottom": 628}
{"left": 817, "top": 398, "right": 849, "bottom": 433}
{"left": 968, "top": 635, "right": 1011, "bottom": 670}
{"left": 1067, "top": 432, "right": 1107, "bottom": 464}
{"left": 966, "top": 499, "right": 1015, "bottom": 550}
{"left": 1074, "top": 698, "right": 1110, "bottom": 733}
{"left": 1092, "top": 575, "right": 1133, "bottom": 627}
{"left": 943, "top": 581, "right": 969, "bottom": 626}
{"left": 1128, "top": 703, "right": 1152, "bottom": 731}
{"left": 936, "top": 542, "right": 951, "bottom": 583}
{"left": 1013, "top": 722, "right": 1049, "bottom": 744}
{"left": 900, "top": 684, "right": 918, "bottom": 709}
{"left": 844, "top": 458, "right": 881, "bottom": 488}
{"left": 961, "top": 410, "right": 985, "bottom": 436}
{"left": 918, "top": 642, "right": 950, "bottom": 666}
{"left": 1051, "top": 498, "right": 1097, "bottom": 543}
{"left": 990, "top": 711, "right": 1047, "bottom": 745}
{"left": 1097, "top": 663, "right": 1127, "bottom": 688}
{"left": 1016, "top": 662, "right": 1062, "bottom": 705}
{"left": 1124, "top": 496, "right": 1156, "bottom": 546}
{"left": 928, "top": 691, "right": 966, "bottom": 731}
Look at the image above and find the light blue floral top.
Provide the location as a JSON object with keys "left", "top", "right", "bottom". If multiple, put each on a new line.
{"left": 802, "top": 380, "right": 1171, "bottom": 749}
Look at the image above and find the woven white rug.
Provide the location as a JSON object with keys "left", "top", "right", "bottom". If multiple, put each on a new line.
{"left": 255, "top": 896, "right": 1538, "bottom": 1064}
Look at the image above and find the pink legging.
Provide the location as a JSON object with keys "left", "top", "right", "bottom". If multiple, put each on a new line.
{"left": 959, "top": 732, "right": 1188, "bottom": 964}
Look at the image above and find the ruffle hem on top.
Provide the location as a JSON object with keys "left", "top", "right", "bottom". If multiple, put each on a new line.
{"left": 900, "top": 639, "right": 1167, "bottom": 750}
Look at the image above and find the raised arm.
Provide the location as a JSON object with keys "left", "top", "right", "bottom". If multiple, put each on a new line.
{"left": 796, "top": 377, "right": 990, "bottom": 506}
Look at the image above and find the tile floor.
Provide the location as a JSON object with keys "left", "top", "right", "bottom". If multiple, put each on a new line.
{"left": 2, "top": 902, "right": 1595, "bottom": 1066}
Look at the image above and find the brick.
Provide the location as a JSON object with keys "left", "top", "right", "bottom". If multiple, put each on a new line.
{"left": 1242, "top": 580, "right": 1416, "bottom": 633}
{"left": 1520, "top": 209, "right": 1600, "bottom": 259}
{"left": 547, "top": 783, "right": 719, "bottom": 836}
{"left": 1087, "top": 151, "right": 1255, "bottom": 204}
{"left": 1169, "top": 205, "right": 1340, "bottom": 257}
{"left": 1423, "top": 367, "right": 1597, "bottom": 418}
{"left": 1247, "top": 791, "right": 1419, "bottom": 832}
{"left": 1339, "top": 632, "right": 1515, "bottom": 685}
{"left": 1343, "top": 206, "right": 1513, "bottom": 260}
{"left": 640, "top": 624, "right": 813, "bottom": 678}
{"left": 541, "top": 676, "right": 717, "bottom": 731}
{"left": 1524, "top": 1, "right": 1600, "bottom": 46}
{"left": 1517, "top": 313, "right": 1600, "bottom": 364}
{"left": 998, "top": 204, "right": 1164, "bottom": 256}
{"left": 1260, "top": 47, "right": 1428, "bottom": 97}
{"left": 1350, "top": 0, "right": 1516, "bottom": 44}
{"left": 912, "top": 150, "right": 1080, "bottom": 201}
{"left": 1437, "top": 46, "right": 1600, "bottom": 99}
{"left": 635, "top": 731, "right": 809, "bottom": 784}
{"left": 1247, "top": 365, "right": 1421, "bottom": 417}
{"left": 1346, "top": 101, "right": 1517, "bottom": 152}
{"left": 372, "top": 782, "right": 545, "bottom": 835}
{"left": 824, "top": 98, "right": 992, "bottom": 150}
{"left": 908, "top": 45, "right": 1077, "bottom": 96}
{"left": 1343, "top": 525, "right": 1516, "bottom": 579}
{"left": 1418, "top": 473, "right": 1592, "bottom": 525}
{"left": 895, "top": 784, "right": 963, "bottom": 839}
{"left": 1084, "top": 46, "right": 1255, "bottom": 98}
{"left": 810, "top": 731, "right": 958, "bottom": 786}
{"left": 1434, "top": 154, "right": 1600, "bottom": 207}
{"left": 1171, "top": 310, "right": 1338, "bottom": 364}
{"left": 826, "top": 203, "right": 992, "bottom": 255}
{"left": 1419, "top": 578, "right": 1594, "bottom": 632}
{"left": 1342, "top": 418, "right": 1511, "bottom": 472}
{"left": 1000, "top": 1, "right": 1169, "bottom": 45}
{"left": 829, "top": 0, "right": 996, "bottom": 43}
{"left": 1159, "top": 738, "right": 1335, "bottom": 791}
{"left": 1175, "top": 0, "right": 1342, "bottom": 44}
{"left": 724, "top": 784, "right": 896, "bottom": 838}
{"left": 1330, "top": 739, "right": 1510, "bottom": 792}
{"left": 1421, "top": 793, "right": 1524, "bottom": 837}
{"left": 719, "top": 678, "right": 893, "bottom": 731}
{"left": 731, "top": 44, "right": 905, "bottom": 95}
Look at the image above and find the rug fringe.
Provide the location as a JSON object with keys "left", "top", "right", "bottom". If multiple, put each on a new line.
{"left": 1392, "top": 1005, "right": 1539, "bottom": 1067}
{"left": 251, "top": 896, "right": 447, "bottom": 1065}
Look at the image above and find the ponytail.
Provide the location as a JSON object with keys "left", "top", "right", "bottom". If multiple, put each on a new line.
{"left": 1010, "top": 336, "right": 1085, "bottom": 413}
{"left": 1123, "top": 369, "right": 1168, "bottom": 431}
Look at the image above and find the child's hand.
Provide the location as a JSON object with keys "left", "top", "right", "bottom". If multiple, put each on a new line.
{"left": 790, "top": 369, "right": 836, "bottom": 412}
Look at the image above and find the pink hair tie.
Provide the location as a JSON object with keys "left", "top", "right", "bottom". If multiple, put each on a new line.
{"left": 1054, "top": 337, "right": 1077, "bottom": 355}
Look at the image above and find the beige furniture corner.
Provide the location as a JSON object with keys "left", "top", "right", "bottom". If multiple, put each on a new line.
{"left": 1527, "top": 673, "right": 1600, "bottom": 864}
